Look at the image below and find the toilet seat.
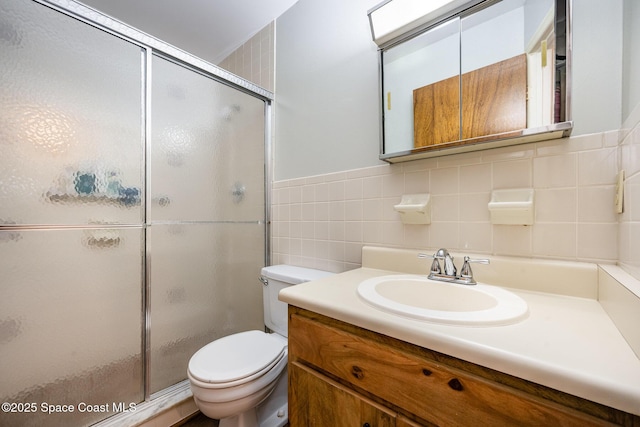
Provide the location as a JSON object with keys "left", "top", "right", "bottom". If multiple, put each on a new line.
{"left": 188, "top": 330, "right": 287, "bottom": 389}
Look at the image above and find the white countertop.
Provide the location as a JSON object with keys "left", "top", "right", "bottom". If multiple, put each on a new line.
{"left": 279, "top": 266, "right": 640, "bottom": 416}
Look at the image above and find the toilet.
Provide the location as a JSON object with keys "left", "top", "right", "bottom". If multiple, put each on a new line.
{"left": 187, "top": 265, "right": 333, "bottom": 427}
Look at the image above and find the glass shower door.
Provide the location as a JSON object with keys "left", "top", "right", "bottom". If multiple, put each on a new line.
{"left": 148, "top": 55, "right": 266, "bottom": 393}
{"left": 0, "top": 0, "right": 144, "bottom": 426}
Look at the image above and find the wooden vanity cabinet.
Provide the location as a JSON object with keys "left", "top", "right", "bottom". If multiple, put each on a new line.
{"left": 288, "top": 306, "right": 638, "bottom": 427}
{"left": 290, "top": 361, "right": 422, "bottom": 427}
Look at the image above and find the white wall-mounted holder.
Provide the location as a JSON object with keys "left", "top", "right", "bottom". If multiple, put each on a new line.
{"left": 394, "top": 193, "right": 431, "bottom": 224}
{"left": 488, "top": 189, "right": 535, "bottom": 225}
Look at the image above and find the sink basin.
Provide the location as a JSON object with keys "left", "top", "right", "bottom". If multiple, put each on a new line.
{"left": 357, "top": 274, "right": 528, "bottom": 326}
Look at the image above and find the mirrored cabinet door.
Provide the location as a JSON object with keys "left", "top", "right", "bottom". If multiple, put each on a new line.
{"left": 460, "top": 0, "right": 527, "bottom": 139}
{"left": 460, "top": 0, "right": 556, "bottom": 138}
{"left": 377, "top": 0, "right": 572, "bottom": 163}
{"left": 382, "top": 18, "right": 461, "bottom": 154}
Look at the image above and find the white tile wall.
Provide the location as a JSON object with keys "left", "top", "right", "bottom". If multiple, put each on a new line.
{"left": 620, "top": 118, "right": 640, "bottom": 280}
{"left": 272, "top": 132, "right": 625, "bottom": 273}
{"left": 217, "top": 22, "right": 274, "bottom": 92}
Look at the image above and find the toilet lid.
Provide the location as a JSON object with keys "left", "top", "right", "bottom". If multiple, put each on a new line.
{"left": 188, "top": 330, "right": 287, "bottom": 384}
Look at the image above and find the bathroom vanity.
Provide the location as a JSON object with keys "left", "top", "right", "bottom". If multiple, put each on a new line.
{"left": 289, "top": 307, "right": 622, "bottom": 426}
{"left": 280, "top": 247, "right": 640, "bottom": 426}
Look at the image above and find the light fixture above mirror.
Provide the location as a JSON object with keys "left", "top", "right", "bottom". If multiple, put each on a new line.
{"left": 369, "top": 0, "right": 573, "bottom": 164}
{"left": 368, "top": 0, "right": 472, "bottom": 46}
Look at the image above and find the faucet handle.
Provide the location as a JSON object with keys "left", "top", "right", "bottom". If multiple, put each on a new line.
{"left": 460, "top": 256, "right": 490, "bottom": 278}
{"left": 418, "top": 253, "right": 441, "bottom": 274}
{"left": 429, "top": 258, "right": 441, "bottom": 274}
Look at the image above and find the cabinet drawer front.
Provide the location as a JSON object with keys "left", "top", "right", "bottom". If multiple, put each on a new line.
{"left": 290, "top": 361, "right": 398, "bottom": 427}
{"left": 289, "top": 311, "right": 611, "bottom": 427}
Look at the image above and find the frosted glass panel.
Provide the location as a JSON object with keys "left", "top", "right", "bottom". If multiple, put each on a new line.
{"left": 150, "top": 55, "right": 265, "bottom": 222}
{"left": 149, "top": 56, "right": 267, "bottom": 392}
{"left": 0, "top": 228, "right": 143, "bottom": 427}
{"left": 148, "top": 223, "right": 264, "bottom": 393}
{"left": 0, "top": 0, "right": 143, "bottom": 226}
{"left": 1, "top": 1, "right": 268, "bottom": 421}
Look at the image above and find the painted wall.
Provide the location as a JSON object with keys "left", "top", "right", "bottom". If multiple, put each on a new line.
{"left": 623, "top": 0, "right": 640, "bottom": 122}
{"left": 571, "top": 0, "right": 623, "bottom": 136}
{"left": 274, "top": 0, "right": 382, "bottom": 181}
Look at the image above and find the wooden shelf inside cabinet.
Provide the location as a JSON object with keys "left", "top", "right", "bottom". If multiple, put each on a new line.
{"left": 413, "top": 54, "right": 527, "bottom": 149}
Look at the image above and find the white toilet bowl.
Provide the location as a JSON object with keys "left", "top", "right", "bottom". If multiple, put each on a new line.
{"left": 188, "top": 330, "right": 288, "bottom": 427}
{"left": 187, "top": 265, "right": 334, "bottom": 427}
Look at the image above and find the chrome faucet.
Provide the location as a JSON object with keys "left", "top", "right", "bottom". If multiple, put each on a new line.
{"left": 419, "top": 248, "right": 489, "bottom": 285}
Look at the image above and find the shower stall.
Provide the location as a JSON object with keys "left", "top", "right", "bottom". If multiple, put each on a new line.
{"left": 0, "top": 1, "right": 271, "bottom": 426}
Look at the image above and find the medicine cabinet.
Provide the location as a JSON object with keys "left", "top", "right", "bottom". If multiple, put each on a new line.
{"left": 370, "top": 0, "right": 573, "bottom": 163}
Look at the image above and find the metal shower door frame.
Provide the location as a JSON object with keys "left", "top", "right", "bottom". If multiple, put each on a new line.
{"left": 32, "top": 0, "right": 274, "bottom": 403}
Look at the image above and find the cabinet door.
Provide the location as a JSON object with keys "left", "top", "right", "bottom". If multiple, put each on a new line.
{"left": 290, "top": 361, "right": 396, "bottom": 427}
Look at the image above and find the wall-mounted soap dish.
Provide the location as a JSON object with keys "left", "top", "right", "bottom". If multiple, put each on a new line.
{"left": 394, "top": 193, "right": 430, "bottom": 224}
{"left": 488, "top": 189, "right": 534, "bottom": 225}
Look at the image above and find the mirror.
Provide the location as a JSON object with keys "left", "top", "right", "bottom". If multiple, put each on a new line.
{"left": 376, "top": 0, "right": 572, "bottom": 162}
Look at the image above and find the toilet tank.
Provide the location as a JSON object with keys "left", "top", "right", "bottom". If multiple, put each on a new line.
{"left": 260, "top": 265, "right": 333, "bottom": 337}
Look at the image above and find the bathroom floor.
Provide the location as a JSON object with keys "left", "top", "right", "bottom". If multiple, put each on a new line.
{"left": 175, "top": 412, "right": 218, "bottom": 426}
{"left": 176, "top": 412, "right": 289, "bottom": 427}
